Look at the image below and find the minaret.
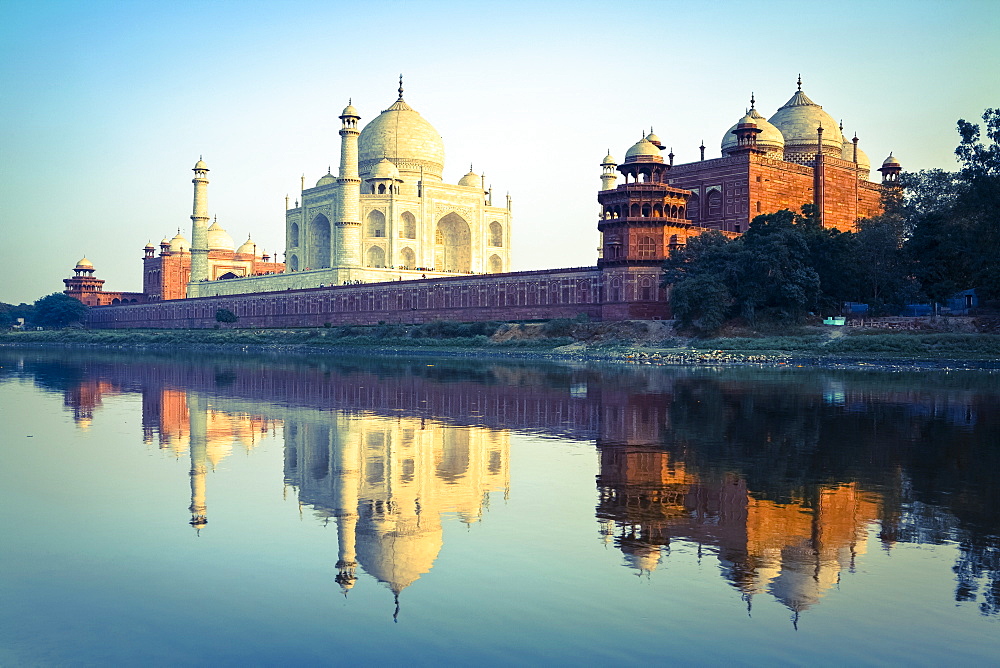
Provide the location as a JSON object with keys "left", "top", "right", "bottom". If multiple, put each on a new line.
{"left": 189, "top": 158, "right": 210, "bottom": 290}
{"left": 335, "top": 100, "right": 362, "bottom": 267}
{"left": 334, "top": 427, "right": 362, "bottom": 594}
{"left": 814, "top": 124, "right": 826, "bottom": 225}
{"left": 188, "top": 393, "right": 209, "bottom": 531}
{"left": 600, "top": 150, "right": 618, "bottom": 191}
{"left": 878, "top": 154, "right": 902, "bottom": 184}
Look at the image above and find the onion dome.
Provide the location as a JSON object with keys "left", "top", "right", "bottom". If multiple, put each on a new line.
{"left": 75, "top": 257, "right": 94, "bottom": 269}
{"left": 169, "top": 232, "right": 189, "bottom": 253}
{"left": 722, "top": 105, "right": 784, "bottom": 157}
{"left": 206, "top": 219, "right": 235, "bottom": 251}
{"left": 841, "top": 139, "right": 871, "bottom": 174}
{"left": 882, "top": 153, "right": 901, "bottom": 168}
{"left": 358, "top": 83, "right": 444, "bottom": 181}
{"left": 160, "top": 237, "right": 171, "bottom": 246}
{"left": 624, "top": 137, "right": 663, "bottom": 162}
{"left": 193, "top": 158, "right": 208, "bottom": 171}
{"left": 458, "top": 167, "right": 481, "bottom": 187}
{"left": 645, "top": 130, "right": 663, "bottom": 148}
{"left": 316, "top": 168, "right": 336, "bottom": 187}
{"left": 340, "top": 102, "right": 360, "bottom": 118}
{"left": 237, "top": 235, "right": 261, "bottom": 256}
{"left": 144, "top": 241, "right": 155, "bottom": 251}
{"left": 601, "top": 151, "right": 617, "bottom": 166}
{"left": 370, "top": 157, "right": 401, "bottom": 181}
{"left": 767, "top": 78, "right": 843, "bottom": 154}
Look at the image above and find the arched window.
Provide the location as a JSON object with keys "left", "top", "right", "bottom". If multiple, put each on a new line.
{"left": 653, "top": 204, "right": 663, "bottom": 217}
{"left": 670, "top": 205, "right": 678, "bottom": 218}
{"left": 399, "top": 247, "right": 416, "bottom": 269}
{"left": 377, "top": 184, "right": 386, "bottom": 194}
{"left": 367, "top": 210, "right": 386, "bottom": 238}
{"left": 435, "top": 213, "right": 472, "bottom": 273}
{"left": 641, "top": 204, "right": 651, "bottom": 218}
{"left": 630, "top": 203, "right": 640, "bottom": 218}
{"left": 399, "top": 211, "right": 417, "bottom": 239}
{"left": 488, "top": 254, "right": 503, "bottom": 273}
{"left": 687, "top": 194, "right": 700, "bottom": 220}
{"left": 637, "top": 236, "right": 656, "bottom": 258}
{"left": 366, "top": 246, "right": 386, "bottom": 268}
{"left": 489, "top": 221, "right": 503, "bottom": 247}
{"left": 290, "top": 222, "right": 300, "bottom": 247}
{"left": 707, "top": 190, "right": 722, "bottom": 216}
{"left": 289, "top": 254, "right": 299, "bottom": 272}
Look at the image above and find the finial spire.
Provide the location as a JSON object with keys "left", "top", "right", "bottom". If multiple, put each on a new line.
{"left": 797, "top": 74, "right": 802, "bottom": 91}
{"left": 398, "top": 74, "right": 404, "bottom": 100}
{"left": 839, "top": 119, "right": 844, "bottom": 132}
{"left": 750, "top": 92, "right": 755, "bottom": 108}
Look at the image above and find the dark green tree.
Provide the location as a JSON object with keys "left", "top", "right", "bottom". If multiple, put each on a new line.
{"left": 215, "top": 308, "right": 238, "bottom": 324}
{"left": 32, "top": 293, "right": 89, "bottom": 328}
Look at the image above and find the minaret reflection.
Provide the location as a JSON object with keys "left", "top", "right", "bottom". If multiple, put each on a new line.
{"left": 596, "top": 444, "right": 881, "bottom": 619}
{"left": 284, "top": 413, "right": 510, "bottom": 613}
{"left": 188, "top": 394, "right": 209, "bottom": 529}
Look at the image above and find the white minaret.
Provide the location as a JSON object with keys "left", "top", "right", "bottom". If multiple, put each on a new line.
{"left": 334, "top": 424, "right": 362, "bottom": 594}
{"left": 189, "top": 158, "right": 210, "bottom": 290}
{"left": 188, "top": 393, "right": 208, "bottom": 530}
{"left": 600, "top": 150, "right": 618, "bottom": 191}
{"left": 335, "top": 101, "right": 362, "bottom": 267}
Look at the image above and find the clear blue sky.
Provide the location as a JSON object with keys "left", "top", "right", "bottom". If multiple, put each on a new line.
{"left": 1, "top": 0, "right": 997, "bottom": 304}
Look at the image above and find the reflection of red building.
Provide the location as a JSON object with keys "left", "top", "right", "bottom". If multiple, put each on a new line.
{"left": 596, "top": 445, "right": 881, "bottom": 618}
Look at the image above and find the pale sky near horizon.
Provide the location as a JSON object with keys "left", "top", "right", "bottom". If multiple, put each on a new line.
{"left": 1, "top": 0, "right": 998, "bottom": 305}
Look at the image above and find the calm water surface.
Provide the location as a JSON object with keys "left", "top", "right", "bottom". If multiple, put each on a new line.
{"left": 1, "top": 349, "right": 998, "bottom": 666}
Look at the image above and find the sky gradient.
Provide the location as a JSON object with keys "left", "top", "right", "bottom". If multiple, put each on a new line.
{"left": 2, "top": 0, "right": 998, "bottom": 305}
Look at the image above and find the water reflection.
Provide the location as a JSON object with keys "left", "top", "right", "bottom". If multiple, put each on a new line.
{"left": 3, "top": 349, "right": 998, "bottom": 621}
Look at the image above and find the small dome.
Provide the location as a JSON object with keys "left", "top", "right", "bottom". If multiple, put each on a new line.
{"left": 882, "top": 153, "right": 900, "bottom": 167}
{"left": 206, "top": 220, "right": 235, "bottom": 251}
{"left": 458, "top": 169, "right": 481, "bottom": 187}
{"left": 75, "top": 257, "right": 94, "bottom": 269}
{"left": 645, "top": 131, "right": 663, "bottom": 147}
{"left": 237, "top": 236, "right": 260, "bottom": 256}
{"left": 624, "top": 137, "right": 663, "bottom": 162}
{"left": 169, "top": 233, "right": 189, "bottom": 253}
{"left": 160, "top": 237, "right": 171, "bottom": 246}
{"left": 722, "top": 106, "right": 785, "bottom": 155}
{"left": 841, "top": 139, "right": 871, "bottom": 173}
{"left": 144, "top": 241, "right": 155, "bottom": 250}
{"left": 316, "top": 170, "right": 336, "bottom": 187}
{"left": 193, "top": 158, "right": 208, "bottom": 171}
{"left": 341, "top": 103, "right": 360, "bottom": 118}
{"left": 370, "top": 157, "right": 401, "bottom": 180}
{"left": 601, "top": 151, "right": 617, "bottom": 166}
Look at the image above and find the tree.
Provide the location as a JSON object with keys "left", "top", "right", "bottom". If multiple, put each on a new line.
{"left": 32, "top": 293, "right": 89, "bottom": 328}
{"left": 215, "top": 308, "right": 238, "bottom": 324}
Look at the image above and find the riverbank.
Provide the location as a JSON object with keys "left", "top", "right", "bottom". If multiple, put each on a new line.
{"left": 4, "top": 321, "right": 1000, "bottom": 371}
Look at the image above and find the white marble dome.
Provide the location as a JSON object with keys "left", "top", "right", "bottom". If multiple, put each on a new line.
{"left": 624, "top": 137, "right": 663, "bottom": 161}
{"left": 359, "top": 95, "right": 445, "bottom": 181}
{"left": 316, "top": 170, "right": 336, "bottom": 187}
{"left": 237, "top": 236, "right": 262, "bottom": 256}
{"left": 75, "top": 257, "right": 94, "bottom": 269}
{"left": 841, "top": 139, "right": 871, "bottom": 174}
{"left": 169, "top": 233, "right": 189, "bottom": 253}
{"left": 206, "top": 220, "right": 235, "bottom": 251}
{"left": 602, "top": 151, "right": 617, "bottom": 166}
{"left": 722, "top": 106, "right": 785, "bottom": 156}
{"left": 370, "top": 157, "right": 401, "bottom": 180}
{"left": 768, "top": 88, "right": 843, "bottom": 151}
{"left": 458, "top": 169, "right": 481, "bottom": 187}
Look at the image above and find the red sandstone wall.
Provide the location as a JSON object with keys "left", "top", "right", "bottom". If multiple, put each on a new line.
{"left": 87, "top": 267, "right": 671, "bottom": 329}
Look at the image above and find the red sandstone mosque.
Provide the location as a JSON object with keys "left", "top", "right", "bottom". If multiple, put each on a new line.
{"left": 75, "top": 77, "right": 902, "bottom": 327}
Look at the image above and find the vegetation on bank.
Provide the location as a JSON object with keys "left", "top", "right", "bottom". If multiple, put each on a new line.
{"left": 4, "top": 318, "right": 1000, "bottom": 361}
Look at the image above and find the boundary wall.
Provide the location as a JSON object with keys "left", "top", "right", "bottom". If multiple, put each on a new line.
{"left": 88, "top": 266, "right": 669, "bottom": 329}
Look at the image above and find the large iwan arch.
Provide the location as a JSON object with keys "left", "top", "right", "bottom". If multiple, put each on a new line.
{"left": 435, "top": 212, "right": 471, "bottom": 273}
{"left": 307, "top": 214, "right": 331, "bottom": 269}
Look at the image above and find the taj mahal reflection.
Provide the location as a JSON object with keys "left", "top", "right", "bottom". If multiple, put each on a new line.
{"left": 44, "top": 352, "right": 998, "bottom": 620}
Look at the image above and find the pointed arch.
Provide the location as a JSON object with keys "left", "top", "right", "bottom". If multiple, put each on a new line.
{"left": 435, "top": 212, "right": 471, "bottom": 272}
{"left": 400, "top": 211, "right": 417, "bottom": 239}
{"left": 488, "top": 254, "right": 503, "bottom": 273}
{"left": 367, "top": 210, "right": 386, "bottom": 238}
{"left": 366, "top": 246, "right": 386, "bottom": 268}
{"left": 307, "top": 214, "right": 331, "bottom": 269}
{"left": 399, "top": 247, "right": 416, "bottom": 269}
{"left": 489, "top": 221, "right": 503, "bottom": 247}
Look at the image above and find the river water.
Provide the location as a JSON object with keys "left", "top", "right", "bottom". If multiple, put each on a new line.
{"left": 1, "top": 348, "right": 998, "bottom": 666}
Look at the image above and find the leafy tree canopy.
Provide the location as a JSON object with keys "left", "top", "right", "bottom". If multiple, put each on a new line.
{"left": 32, "top": 293, "right": 89, "bottom": 328}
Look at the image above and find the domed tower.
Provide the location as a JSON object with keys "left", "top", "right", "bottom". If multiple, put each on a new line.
{"left": 597, "top": 135, "right": 691, "bottom": 268}
{"left": 335, "top": 101, "right": 363, "bottom": 267}
{"left": 63, "top": 257, "right": 105, "bottom": 306}
{"left": 878, "top": 154, "right": 902, "bottom": 183}
{"left": 768, "top": 76, "right": 844, "bottom": 165}
{"left": 722, "top": 95, "right": 785, "bottom": 159}
{"left": 600, "top": 151, "right": 618, "bottom": 191}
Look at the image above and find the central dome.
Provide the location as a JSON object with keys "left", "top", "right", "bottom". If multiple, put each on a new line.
{"left": 358, "top": 93, "right": 445, "bottom": 182}
{"left": 768, "top": 85, "right": 843, "bottom": 152}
